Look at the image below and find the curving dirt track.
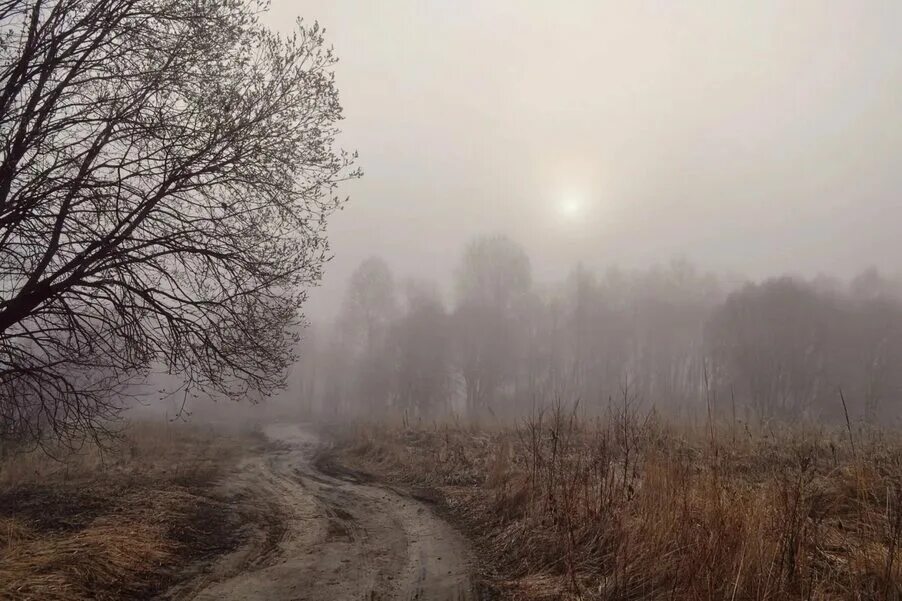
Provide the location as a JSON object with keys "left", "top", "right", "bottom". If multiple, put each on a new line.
{"left": 162, "top": 423, "right": 476, "bottom": 601}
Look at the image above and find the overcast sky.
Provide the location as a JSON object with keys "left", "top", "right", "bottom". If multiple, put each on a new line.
{"left": 264, "top": 1, "right": 902, "bottom": 318}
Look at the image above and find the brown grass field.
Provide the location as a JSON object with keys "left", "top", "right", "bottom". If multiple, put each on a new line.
{"left": 0, "top": 422, "right": 257, "bottom": 601}
{"left": 333, "top": 405, "right": 902, "bottom": 600}
{"left": 5, "top": 410, "right": 902, "bottom": 601}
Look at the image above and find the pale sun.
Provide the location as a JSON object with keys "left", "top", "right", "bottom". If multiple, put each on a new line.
{"left": 558, "top": 195, "right": 584, "bottom": 220}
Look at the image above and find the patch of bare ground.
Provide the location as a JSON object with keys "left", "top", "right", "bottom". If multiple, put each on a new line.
{"left": 0, "top": 422, "right": 260, "bottom": 601}
{"left": 330, "top": 407, "right": 902, "bottom": 600}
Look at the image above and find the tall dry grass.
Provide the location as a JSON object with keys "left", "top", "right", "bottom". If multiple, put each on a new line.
{"left": 0, "top": 421, "right": 253, "bottom": 601}
{"left": 338, "top": 403, "right": 902, "bottom": 600}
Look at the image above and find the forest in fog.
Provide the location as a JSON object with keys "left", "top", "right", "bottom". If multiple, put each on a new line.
{"left": 295, "top": 235, "right": 902, "bottom": 424}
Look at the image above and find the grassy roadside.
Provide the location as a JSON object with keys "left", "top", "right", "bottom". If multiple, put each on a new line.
{"left": 0, "top": 422, "right": 258, "bottom": 601}
{"left": 330, "top": 408, "right": 902, "bottom": 600}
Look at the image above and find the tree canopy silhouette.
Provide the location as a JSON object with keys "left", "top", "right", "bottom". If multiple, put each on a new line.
{"left": 0, "top": 0, "right": 357, "bottom": 445}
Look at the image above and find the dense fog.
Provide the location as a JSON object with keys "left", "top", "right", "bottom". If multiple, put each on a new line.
{"left": 238, "top": 1, "right": 902, "bottom": 426}
{"left": 289, "top": 235, "right": 902, "bottom": 424}
{"left": 267, "top": 1, "right": 902, "bottom": 321}
{"left": 47, "top": 0, "right": 898, "bottom": 428}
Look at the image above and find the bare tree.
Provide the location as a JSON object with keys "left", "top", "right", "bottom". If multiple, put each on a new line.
{"left": 389, "top": 280, "right": 449, "bottom": 417}
{"left": 338, "top": 257, "right": 396, "bottom": 413}
{"left": 0, "top": 0, "right": 357, "bottom": 445}
{"left": 340, "top": 257, "right": 397, "bottom": 355}
{"left": 706, "top": 278, "right": 835, "bottom": 420}
{"left": 453, "top": 235, "right": 531, "bottom": 413}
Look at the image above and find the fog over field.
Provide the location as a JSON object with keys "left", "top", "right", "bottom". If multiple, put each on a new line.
{"left": 266, "top": 1, "right": 902, "bottom": 320}
{"left": 6, "top": 2, "right": 902, "bottom": 599}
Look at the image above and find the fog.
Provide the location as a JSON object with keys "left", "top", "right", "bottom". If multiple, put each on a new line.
{"left": 119, "top": 2, "right": 902, "bottom": 425}
{"left": 5, "top": 2, "right": 902, "bottom": 594}
{"left": 269, "top": 1, "right": 902, "bottom": 422}
{"left": 288, "top": 239, "right": 902, "bottom": 424}
{"left": 260, "top": 1, "right": 902, "bottom": 321}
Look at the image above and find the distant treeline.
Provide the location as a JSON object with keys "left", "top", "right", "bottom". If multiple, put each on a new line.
{"left": 293, "top": 235, "right": 902, "bottom": 424}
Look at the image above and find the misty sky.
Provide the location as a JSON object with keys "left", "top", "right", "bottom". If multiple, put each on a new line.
{"left": 263, "top": 1, "right": 902, "bottom": 319}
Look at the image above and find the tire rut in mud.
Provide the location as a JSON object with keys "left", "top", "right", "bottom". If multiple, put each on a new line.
{"left": 162, "top": 423, "right": 480, "bottom": 601}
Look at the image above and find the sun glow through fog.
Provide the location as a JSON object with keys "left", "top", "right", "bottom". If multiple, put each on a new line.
{"left": 558, "top": 194, "right": 585, "bottom": 221}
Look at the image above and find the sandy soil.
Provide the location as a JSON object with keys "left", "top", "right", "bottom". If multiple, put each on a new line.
{"left": 162, "top": 423, "right": 476, "bottom": 601}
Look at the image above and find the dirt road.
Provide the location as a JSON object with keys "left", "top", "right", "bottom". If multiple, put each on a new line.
{"left": 163, "top": 423, "right": 476, "bottom": 601}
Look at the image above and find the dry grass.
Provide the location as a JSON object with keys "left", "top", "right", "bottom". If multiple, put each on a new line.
{"left": 0, "top": 421, "right": 255, "bottom": 601}
{"left": 334, "top": 405, "right": 902, "bottom": 600}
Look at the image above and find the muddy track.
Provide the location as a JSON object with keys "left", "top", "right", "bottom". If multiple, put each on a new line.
{"left": 161, "top": 423, "right": 476, "bottom": 601}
